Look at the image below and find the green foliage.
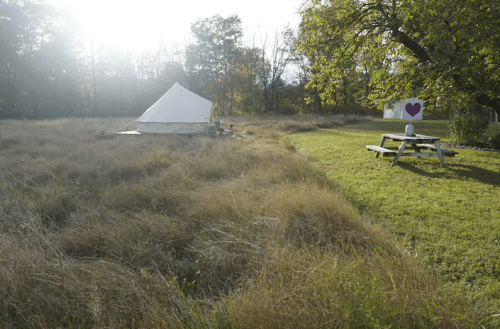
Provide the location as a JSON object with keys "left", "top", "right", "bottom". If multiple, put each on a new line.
{"left": 448, "top": 105, "right": 490, "bottom": 144}
{"left": 297, "top": 0, "right": 500, "bottom": 136}
{"left": 489, "top": 132, "right": 500, "bottom": 150}
{"left": 185, "top": 14, "right": 243, "bottom": 114}
{"left": 0, "top": 0, "right": 82, "bottom": 118}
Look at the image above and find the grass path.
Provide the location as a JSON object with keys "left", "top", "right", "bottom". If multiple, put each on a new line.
{"left": 285, "top": 119, "right": 500, "bottom": 318}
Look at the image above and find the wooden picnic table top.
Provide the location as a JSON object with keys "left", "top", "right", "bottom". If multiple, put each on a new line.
{"left": 382, "top": 133, "right": 441, "bottom": 142}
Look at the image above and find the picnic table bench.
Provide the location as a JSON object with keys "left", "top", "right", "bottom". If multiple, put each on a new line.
{"left": 366, "top": 133, "right": 458, "bottom": 167}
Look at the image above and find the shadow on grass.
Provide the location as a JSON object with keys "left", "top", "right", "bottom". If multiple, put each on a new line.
{"left": 398, "top": 162, "right": 500, "bottom": 186}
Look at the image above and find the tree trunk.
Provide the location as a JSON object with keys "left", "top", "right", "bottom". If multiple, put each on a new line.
{"left": 91, "top": 41, "right": 99, "bottom": 116}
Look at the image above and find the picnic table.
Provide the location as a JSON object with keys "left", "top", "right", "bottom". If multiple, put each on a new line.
{"left": 366, "top": 133, "right": 458, "bottom": 167}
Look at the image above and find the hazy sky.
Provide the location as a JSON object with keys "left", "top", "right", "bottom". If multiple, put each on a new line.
{"left": 46, "top": 0, "right": 305, "bottom": 52}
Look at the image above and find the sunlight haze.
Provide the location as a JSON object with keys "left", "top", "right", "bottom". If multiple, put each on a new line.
{"left": 47, "top": 0, "right": 304, "bottom": 52}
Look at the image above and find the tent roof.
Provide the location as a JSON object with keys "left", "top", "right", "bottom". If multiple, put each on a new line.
{"left": 137, "top": 82, "right": 212, "bottom": 123}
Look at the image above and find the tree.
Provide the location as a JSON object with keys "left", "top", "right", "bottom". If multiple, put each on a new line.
{"left": 259, "top": 28, "right": 295, "bottom": 113}
{"left": 298, "top": 0, "right": 500, "bottom": 138}
{"left": 232, "top": 46, "right": 264, "bottom": 114}
{"left": 185, "top": 15, "right": 243, "bottom": 115}
{"left": 0, "top": 0, "right": 83, "bottom": 118}
{"left": 33, "top": 30, "right": 82, "bottom": 117}
{"left": 90, "top": 45, "right": 138, "bottom": 116}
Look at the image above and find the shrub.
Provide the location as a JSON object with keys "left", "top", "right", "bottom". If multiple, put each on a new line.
{"left": 448, "top": 104, "right": 490, "bottom": 144}
{"left": 489, "top": 132, "right": 500, "bottom": 150}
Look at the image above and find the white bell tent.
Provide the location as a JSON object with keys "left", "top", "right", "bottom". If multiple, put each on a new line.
{"left": 135, "top": 82, "right": 212, "bottom": 134}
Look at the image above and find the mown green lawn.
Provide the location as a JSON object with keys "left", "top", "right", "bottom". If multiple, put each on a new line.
{"left": 285, "top": 119, "right": 500, "bottom": 316}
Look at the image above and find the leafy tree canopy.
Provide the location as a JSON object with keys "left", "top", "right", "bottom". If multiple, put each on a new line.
{"left": 185, "top": 15, "right": 243, "bottom": 96}
{"left": 297, "top": 0, "right": 500, "bottom": 112}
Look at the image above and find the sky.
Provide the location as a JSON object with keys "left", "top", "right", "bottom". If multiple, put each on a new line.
{"left": 46, "top": 0, "right": 305, "bottom": 53}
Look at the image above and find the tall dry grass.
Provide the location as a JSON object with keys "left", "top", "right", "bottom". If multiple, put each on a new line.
{"left": 0, "top": 116, "right": 475, "bottom": 328}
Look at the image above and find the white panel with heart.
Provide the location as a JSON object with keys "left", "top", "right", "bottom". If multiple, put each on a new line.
{"left": 402, "top": 98, "right": 423, "bottom": 121}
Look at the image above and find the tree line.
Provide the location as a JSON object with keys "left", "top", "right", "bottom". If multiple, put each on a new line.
{"left": 1, "top": 0, "right": 498, "bottom": 143}
{"left": 0, "top": 0, "right": 319, "bottom": 119}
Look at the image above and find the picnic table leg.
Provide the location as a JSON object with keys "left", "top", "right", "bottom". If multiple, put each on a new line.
{"left": 434, "top": 141, "right": 446, "bottom": 167}
{"left": 411, "top": 143, "right": 422, "bottom": 155}
{"left": 391, "top": 141, "right": 408, "bottom": 167}
{"left": 376, "top": 137, "right": 387, "bottom": 158}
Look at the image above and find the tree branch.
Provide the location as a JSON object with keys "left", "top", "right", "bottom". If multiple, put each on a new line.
{"left": 392, "top": 29, "right": 432, "bottom": 63}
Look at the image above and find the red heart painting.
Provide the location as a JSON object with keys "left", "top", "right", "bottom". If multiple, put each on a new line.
{"left": 405, "top": 103, "right": 421, "bottom": 117}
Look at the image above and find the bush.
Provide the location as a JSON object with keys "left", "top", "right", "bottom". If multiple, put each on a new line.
{"left": 448, "top": 104, "right": 490, "bottom": 144}
{"left": 489, "top": 132, "right": 500, "bottom": 150}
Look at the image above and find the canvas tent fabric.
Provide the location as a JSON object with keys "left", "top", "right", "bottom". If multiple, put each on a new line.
{"left": 136, "top": 82, "right": 212, "bottom": 134}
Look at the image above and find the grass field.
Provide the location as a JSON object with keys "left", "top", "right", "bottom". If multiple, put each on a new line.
{"left": 285, "top": 119, "right": 500, "bottom": 324}
{"left": 0, "top": 116, "right": 496, "bottom": 328}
